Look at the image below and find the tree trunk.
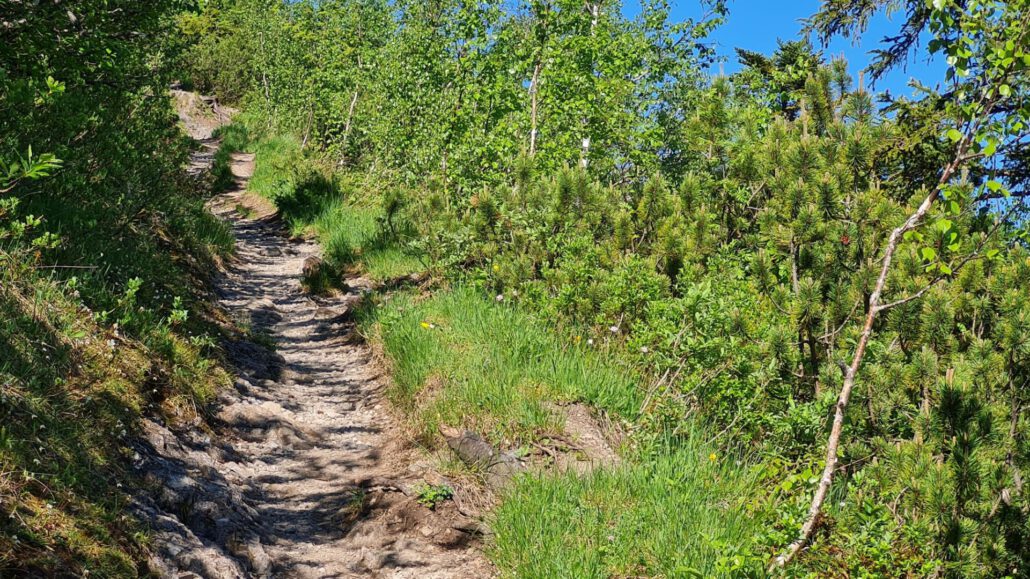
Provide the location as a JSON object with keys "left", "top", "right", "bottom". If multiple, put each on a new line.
{"left": 529, "top": 60, "right": 542, "bottom": 156}
{"left": 301, "top": 103, "right": 314, "bottom": 149}
{"left": 342, "top": 90, "right": 359, "bottom": 146}
{"left": 579, "top": 1, "right": 600, "bottom": 169}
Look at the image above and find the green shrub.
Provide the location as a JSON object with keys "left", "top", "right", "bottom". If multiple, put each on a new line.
{"left": 414, "top": 483, "right": 454, "bottom": 510}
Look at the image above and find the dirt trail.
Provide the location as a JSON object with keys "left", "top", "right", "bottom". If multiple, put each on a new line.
{"left": 134, "top": 95, "right": 492, "bottom": 578}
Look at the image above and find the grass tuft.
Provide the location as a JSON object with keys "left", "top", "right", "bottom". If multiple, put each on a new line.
{"left": 211, "top": 122, "right": 251, "bottom": 192}
{"left": 312, "top": 196, "right": 424, "bottom": 282}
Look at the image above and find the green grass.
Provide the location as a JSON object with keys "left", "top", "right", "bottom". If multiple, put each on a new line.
{"left": 248, "top": 135, "right": 307, "bottom": 203}
{"left": 362, "top": 286, "right": 762, "bottom": 577}
{"left": 311, "top": 196, "right": 424, "bottom": 282}
{"left": 491, "top": 445, "right": 761, "bottom": 578}
{"left": 361, "top": 286, "right": 641, "bottom": 446}
{"left": 0, "top": 265, "right": 231, "bottom": 575}
{"left": 245, "top": 133, "right": 423, "bottom": 283}
{"left": 211, "top": 122, "right": 251, "bottom": 191}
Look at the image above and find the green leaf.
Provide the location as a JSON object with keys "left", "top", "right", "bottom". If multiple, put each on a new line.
{"left": 920, "top": 247, "right": 937, "bottom": 262}
{"left": 946, "top": 128, "right": 963, "bottom": 142}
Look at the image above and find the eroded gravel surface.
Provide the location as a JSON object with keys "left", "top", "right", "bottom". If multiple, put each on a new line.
{"left": 134, "top": 101, "right": 492, "bottom": 578}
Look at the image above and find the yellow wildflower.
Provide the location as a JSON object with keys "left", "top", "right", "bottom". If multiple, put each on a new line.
{"left": 708, "top": 453, "right": 717, "bottom": 462}
{"left": 420, "top": 322, "right": 431, "bottom": 329}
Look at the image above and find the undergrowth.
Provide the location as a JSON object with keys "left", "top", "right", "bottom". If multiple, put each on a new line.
{"left": 359, "top": 286, "right": 641, "bottom": 446}
{"left": 0, "top": 256, "right": 232, "bottom": 575}
{"left": 2, "top": 77, "right": 235, "bottom": 575}
{"left": 310, "top": 195, "right": 424, "bottom": 282}
{"left": 221, "top": 127, "right": 424, "bottom": 284}
{"left": 360, "top": 285, "right": 763, "bottom": 577}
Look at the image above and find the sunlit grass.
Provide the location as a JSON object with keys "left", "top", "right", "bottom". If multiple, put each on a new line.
{"left": 312, "top": 197, "right": 423, "bottom": 282}
{"left": 361, "top": 286, "right": 761, "bottom": 577}
{"left": 360, "top": 286, "right": 642, "bottom": 445}
{"left": 245, "top": 132, "right": 423, "bottom": 283}
{"left": 491, "top": 441, "right": 761, "bottom": 578}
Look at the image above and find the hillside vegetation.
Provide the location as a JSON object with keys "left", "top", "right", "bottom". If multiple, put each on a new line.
{"left": 1, "top": 4, "right": 234, "bottom": 574}
{"left": 186, "top": 0, "right": 1029, "bottom": 576}
{"left": 0, "top": 0, "right": 1027, "bottom": 576}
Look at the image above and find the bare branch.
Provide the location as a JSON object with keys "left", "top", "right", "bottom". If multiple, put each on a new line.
{"left": 877, "top": 198, "right": 1026, "bottom": 312}
{"left": 769, "top": 87, "right": 997, "bottom": 569}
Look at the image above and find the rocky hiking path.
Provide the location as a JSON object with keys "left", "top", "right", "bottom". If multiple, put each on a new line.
{"left": 132, "top": 93, "right": 493, "bottom": 578}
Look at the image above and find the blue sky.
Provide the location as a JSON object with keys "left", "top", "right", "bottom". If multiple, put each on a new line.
{"left": 627, "top": 0, "right": 946, "bottom": 98}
